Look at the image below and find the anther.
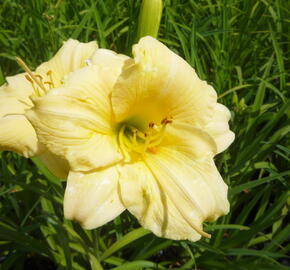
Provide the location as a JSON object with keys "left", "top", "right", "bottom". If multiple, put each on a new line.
{"left": 161, "top": 118, "right": 173, "bottom": 125}
{"left": 25, "top": 74, "right": 40, "bottom": 97}
{"left": 46, "top": 70, "right": 55, "bottom": 87}
{"left": 148, "top": 122, "right": 155, "bottom": 128}
{"left": 35, "top": 74, "right": 43, "bottom": 80}
{"left": 25, "top": 75, "right": 33, "bottom": 83}
{"left": 44, "top": 81, "right": 53, "bottom": 89}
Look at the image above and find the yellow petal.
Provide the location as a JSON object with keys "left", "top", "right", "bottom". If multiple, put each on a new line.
{"left": 28, "top": 106, "right": 121, "bottom": 172}
{"left": 36, "top": 39, "right": 98, "bottom": 88}
{"left": 161, "top": 122, "right": 217, "bottom": 160}
{"left": 91, "top": 49, "right": 129, "bottom": 89}
{"left": 0, "top": 73, "right": 34, "bottom": 107}
{"left": 37, "top": 147, "right": 69, "bottom": 179}
{"left": 0, "top": 115, "right": 38, "bottom": 157}
{"left": 0, "top": 88, "right": 37, "bottom": 156}
{"left": 146, "top": 148, "right": 229, "bottom": 223}
{"left": 205, "top": 103, "right": 235, "bottom": 153}
{"left": 64, "top": 168, "right": 125, "bottom": 229}
{"left": 27, "top": 66, "right": 122, "bottom": 171}
{"left": 46, "top": 65, "right": 118, "bottom": 130}
{"left": 119, "top": 148, "right": 229, "bottom": 241}
{"left": 112, "top": 36, "right": 217, "bottom": 127}
{"left": 0, "top": 94, "right": 27, "bottom": 117}
{"left": 118, "top": 161, "right": 202, "bottom": 241}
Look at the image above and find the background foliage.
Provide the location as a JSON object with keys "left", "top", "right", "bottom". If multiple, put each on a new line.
{"left": 0, "top": 0, "right": 289, "bottom": 269}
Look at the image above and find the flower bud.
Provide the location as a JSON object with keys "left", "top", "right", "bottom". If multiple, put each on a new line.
{"left": 137, "top": 0, "right": 163, "bottom": 40}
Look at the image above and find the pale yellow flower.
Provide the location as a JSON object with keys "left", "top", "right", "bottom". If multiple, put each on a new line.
{"left": 0, "top": 39, "right": 98, "bottom": 178}
{"left": 28, "top": 37, "right": 235, "bottom": 241}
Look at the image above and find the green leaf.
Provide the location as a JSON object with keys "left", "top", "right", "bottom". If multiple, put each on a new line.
{"left": 101, "top": 228, "right": 151, "bottom": 260}
{"left": 230, "top": 170, "right": 290, "bottom": 195}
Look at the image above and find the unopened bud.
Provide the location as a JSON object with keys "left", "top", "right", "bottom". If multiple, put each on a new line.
{"left": 137, "top": 0, "right": 163, "bottom": 40}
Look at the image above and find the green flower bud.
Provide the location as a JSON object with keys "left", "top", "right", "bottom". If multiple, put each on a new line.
{"left": 137, "top": 0, "right": 163, "bottom": 40}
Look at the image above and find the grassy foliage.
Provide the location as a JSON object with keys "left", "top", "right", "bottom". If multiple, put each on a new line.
{"left": 0, "top": 0, "right": 289, "bottom": 269}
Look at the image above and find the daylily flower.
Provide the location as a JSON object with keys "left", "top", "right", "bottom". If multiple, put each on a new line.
{"left": 28, "top": 37, "right": 235, "bottom": 241}
{"left": 0, "top": 39, "right": 98, "bottom": 178}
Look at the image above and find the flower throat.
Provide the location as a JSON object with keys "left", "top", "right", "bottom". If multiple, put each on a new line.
{"left": 118, "top": 117, "right": 172, "bottom": 161}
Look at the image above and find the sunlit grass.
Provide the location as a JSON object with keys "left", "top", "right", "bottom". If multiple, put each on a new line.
{"left": 0, "top": 0, "right": 289, "bottom": 269}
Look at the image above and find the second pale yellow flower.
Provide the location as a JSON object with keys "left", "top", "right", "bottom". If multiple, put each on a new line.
{"left": 0, "top": 39, "right": 98, "bottom": 178}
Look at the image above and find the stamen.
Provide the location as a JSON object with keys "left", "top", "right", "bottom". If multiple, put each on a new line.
{"left": 35, "top": 74, "right": 43, "bottom": 80}
{"left": 25, "top": 74, "right": 33, "bottom": 83}
{"left": 16, "top": 57, "right": 47, "bottom": 93}
{"left": 147, "top": 124, "right": 166, "bottom": 142}
{"left": 148, "top": 122, "right": 155, "bottom": 128}
{"left": 135, "top": 129, "right": 147, "bottom": 140}
{"left": 46, "top": 70, "right": 55, "bottom": 87}
{"left": 118, "top": 117, "right": 173, "bottom": 159}
{"left": 161, "top": 117, "right": 173, "bottom": 125}
{"left": 25, "top": 74, "right": 41, "bottom": 97}
{"left": 44, "top": 81, "right": 53, "bottom": 89}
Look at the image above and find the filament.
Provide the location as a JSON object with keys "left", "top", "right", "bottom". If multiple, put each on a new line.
{"left": 118, "top": 117, "right": 172, "bottom": 159}
{"left": 16, "top": 57, "right": 47, "bottom": 93}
